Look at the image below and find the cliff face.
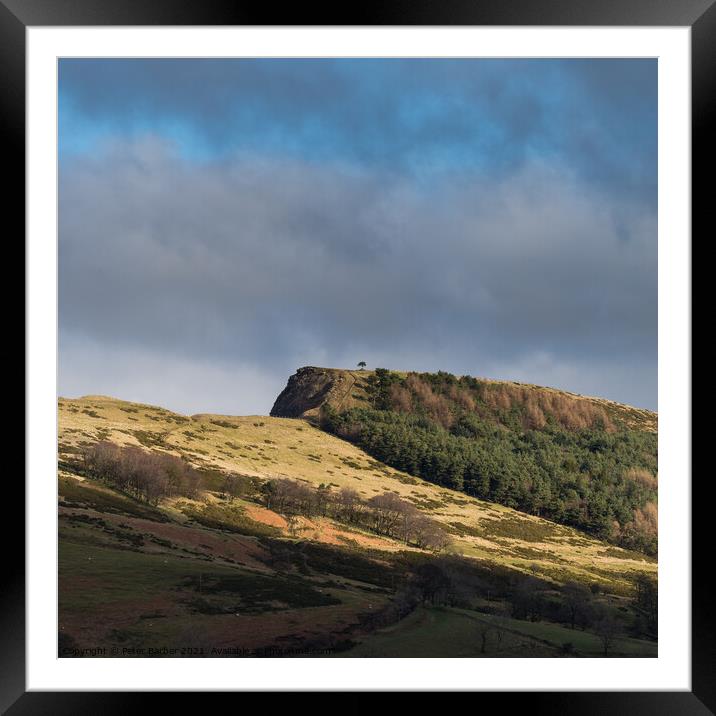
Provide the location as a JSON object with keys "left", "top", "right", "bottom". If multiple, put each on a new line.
{"left": 270, "top": 366, "right": 371, "bottom": 420}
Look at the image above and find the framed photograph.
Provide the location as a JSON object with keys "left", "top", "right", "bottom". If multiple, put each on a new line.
{"left": 10, "top": 0, "right": 709, "bottom": 710}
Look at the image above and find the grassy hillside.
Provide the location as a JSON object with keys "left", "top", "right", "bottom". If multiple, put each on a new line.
{"left": 58, "top": 394, "right": 657, "bottom": 657}
{"left": 274, "top": 368, "right": 658, "bottom": 554}
{"left": 59, "top": 395, "right": 655, "bottom": 589}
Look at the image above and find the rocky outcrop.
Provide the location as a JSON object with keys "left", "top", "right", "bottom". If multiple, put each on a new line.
{"left": 270, "top": 366, "right": 369, "bottom": 420}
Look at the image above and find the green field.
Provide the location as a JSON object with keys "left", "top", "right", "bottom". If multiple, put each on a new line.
{"left": 341, "top": 606, "right": 657, "bottom": 658}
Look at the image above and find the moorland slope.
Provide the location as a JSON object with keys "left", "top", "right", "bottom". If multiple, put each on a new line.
{"left": 272, "top": 367, "right": 658, "bottom": 555}
{"left": 57, "top": 386, "right": 657, "bottom": 657}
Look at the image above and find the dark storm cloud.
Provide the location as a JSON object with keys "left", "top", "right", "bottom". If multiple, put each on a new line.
{"left": 59, "top": 138, "right": 656, "bottom": 412}
{"left": 59, "top": 59, "right": 657, "bottom": 207}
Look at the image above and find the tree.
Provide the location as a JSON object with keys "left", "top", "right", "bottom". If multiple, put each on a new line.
{"left": 224, "top": 473, "right": 242, "bottom": 501}
{"left": 316, "top": 483, "right": 332, "bottom": 516}
{"left": 493, "top": 615, "right": 508, "bottom": 652}
{"left": 260, "top": 480, "right": 277, "bottom": 510}
{"left": 335, "top": 487, "right": 362, "bottom": 523}
{"left": 512, "top": 575, "right": 544, "bottom": 622}
{"left": 357, "top": 361, "right": 367, "bottom": 370}
{"left": 594, "top": 614, "right": 619, "bottom": 656}
{"left": 634, "top": 574, "right": 658, "bottom": 635}
{"left": 285, "top": 514, "right": 301, "bottom": 538}
{"left": 476, "top": 622, "right": 492, "bottom": 654}
{"left": 367, "top": 492, "right": 407, "bottom": 537}
{"left": 81, "top": 441, "right": 200, "bottom": 504}
{"left": 563, "top": 581, "right": 591, "bottom": 630}
{"left": 414, "top": 562, "right": 451, "bottom": 606}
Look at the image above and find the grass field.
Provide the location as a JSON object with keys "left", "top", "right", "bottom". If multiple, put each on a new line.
{"left": 341, "top": 606, "right": 657, "bottom": 658}
{"left": 338, "top": 607, "right": 554, "bottom": 657}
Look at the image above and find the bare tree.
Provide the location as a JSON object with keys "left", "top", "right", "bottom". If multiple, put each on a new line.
{"left": 512, "top": 575, "right": 545, "bottom": 622}
{"left": 594, "top": 614, "right": 619, "bottom": 656}
{"left": 563, "top": 581, "right": 591, "bottom": 630}
{"left": 258, "top": 478, "right": 447, "bottom": 551}
{"left": 476, "top": 622, "right": 492, "bottom": 654}
{"left": 367, "top": 492, "right": 407, "bottom": 538}
{"left": 82, "top": 442, "right": 201, "bottom": 504}
{"left": 335, "top": 487, "right": 363, "bottom": 523}
{"left": 413, "top": 562, "right": 451, "bottom": 606}
{"left": 315, "top": 483, "right": 332, "bottom": 517}
{"left": 493, "top": 615, "right": 508, "bottom": 652}
{"left": 285, "top": 514, "right": 301, "bottom": 538}
{"left": 634, "top": 574, "right": 658, "bottom": 635}
{"left": 223, "top": 473, "right": 241, "bottom": 501}
{"left": 414, "top": 518, "right": 451, "bottom": 552}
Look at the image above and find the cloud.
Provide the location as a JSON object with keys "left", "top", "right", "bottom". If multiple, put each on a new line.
{"left": 59, "top": 58, "right": 657, "bottom": 206}
{"left": 59, "top": 137, "right": 656, "bottom": 411}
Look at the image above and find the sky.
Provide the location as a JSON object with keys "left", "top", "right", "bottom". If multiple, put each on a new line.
{"left": 58, "top": 58, "right": 657, "bottom": 414}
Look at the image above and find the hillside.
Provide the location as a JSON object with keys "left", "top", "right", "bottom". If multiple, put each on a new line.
{"left": 59, "top": 394, "right": 655, "bottom": 586}
{"left": 270, "top": 366, "right": 658, "bottom": 433}
{"left": 272, "top": 368, "right": 658, "bottom": 555}
{"left": 58, "top": 394, "right": 657, "bottom": 657}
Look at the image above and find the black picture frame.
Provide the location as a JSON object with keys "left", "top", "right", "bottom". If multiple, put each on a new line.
{"left": 6, "top": 0, "right": 709, "bottom": 711}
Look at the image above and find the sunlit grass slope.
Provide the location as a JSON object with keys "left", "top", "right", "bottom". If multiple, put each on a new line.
{"left": 59, "top": 395, "right": 656, "bottom": 592}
